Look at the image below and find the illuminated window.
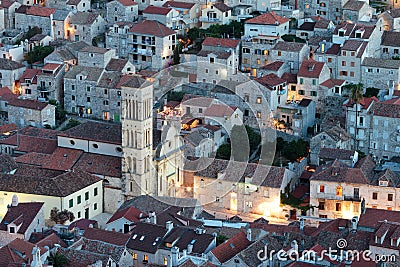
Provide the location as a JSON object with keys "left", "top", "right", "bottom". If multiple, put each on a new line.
{"left": 256, "top": 97, "right": 262, "bottom": 104}
{"left": 133, "top": 253, "right": 137, "bottom": 260}
{"left": 319, "top": 185, "right": 325, "bottom": 193}
{"left": 336, "top": 186, "right": 342, "bottom": 197}
{"left": 143, "top": 255, "right": 148, "bottom": 262}
{"left": 257, "top": 111, "right": 261, "bottom": 118}
{"left": 164, "top": 257, "right": 168, "bottom": 266}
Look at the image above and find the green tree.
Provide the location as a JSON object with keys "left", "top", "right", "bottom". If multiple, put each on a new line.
{"left": 172, "top": 43, "right": 182, "bottom": 65}
{"left": 282, "top": 139, "right": 309, "bottom": 162}
{"left": 47, "top": 252, "right": 70, "bottom": 267}
{"left": 61, "top": 119, "right": 81, "bottom": 131}
{"left": 187, "top": 27, "right": 200, "bottom": 42}
{"left": 216, "top": 234, "right": 228, "bottom": 246}
{"left": 344, "top": 83, "right": 364, "bottom": 150}
{"left": 50, "top": 207, "right": 75, "bottom": 225}
{"left": 365, "top": 87, "right": 380, "bottom": 97}
{"left": 26, "top": 45, "right": 54, "bottom": 64}
{"left": 216, "top": 144, "right": 231, "bottom": 160}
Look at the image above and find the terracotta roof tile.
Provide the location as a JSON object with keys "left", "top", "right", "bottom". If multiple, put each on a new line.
{"left": 273, "top": 41, "right": 306, "bottom": 52}
{"left": 211, "top": 231, "right": 251, "bottom": 263}
{"left": 298, "top": 59, "right": 325, "bottom": 78}
{"left": 8, "top": 99, "right": 50, "bottom": 110}
{"left": 359, "top": 208, "right": 400, "bottom": 229}
{"left": 260, "top": 60, "right": 284, "bottom": 70}
{"left": 0, "top": 0, "right": 16, "bottom": 8}
{"left": 68, "top": 218, "right": 98, "bottom": 231}
{"left": 60, "top": 121, "right": 121, "bottom": 144}
{"left": 74, "top": 153, "right": 122, "bottom": 178}
{"left": 281, "top": 72, "right": 297, "bottom": 83}
{"left": 107, "top": 207, "right": 146, "bottom": 224}
{"left": 26, "top": 6, "right": 56, "bottom": 17}
{"left": 0, "top": 123, "right": 17, "bottom": 135}
{"left": 202, "top": 37, "right": 240, "bottom": 48}
{"left": 162, "top": 1, "right": 195, "bottom": 9}
{"left": 255, "top": 73, "right": 286, "bottom": 89}
{"left": 319, "top": 148, "right": 356, "bottom": 161}
{"left": 129, "top": 20, "right": 175, "bottom": 37}
{"left": 372, "top": 97, "right": 400, "bottom": 118}
{"left": 381, "top": 30, "right": 400, "bottom": 47}
{"left": 41, "top": 147, "right": 83, "bottom": 171}
{"left": 0, "top": 154, "right": 17, "bottom": 173}
{"left": 204, "top": 104, "right": 236, "bottom": 117}
{"left": 246, "top": 12, "right": 289, "bottom": 25}
{"left": 20, "top": 69, "right": 41, "bottom": 83}
{"left": 126, "top": 222, "right": 167, "bottom": 253}
{"left": 143, "top": 5, "right": 172, "bottom": 15}
{"left": 212, "top": 2, "right": 231, "bottom": 12}
{"left": 105, "top": 58, "right": 129, "bottom": 72}
{"left": 36, "top": 232, "right": 67, "bottom": 248}
{"left": 0, "top": 203, "right": 44, "bottom": 234}
{"left": 345, "top": 96, "right": 377, "bottom": 109}
{"left": 0, "top": 168, "right": 101, "bottom": 197}
{"left": 117, "top": 0, "right": 137, "bottom": 6}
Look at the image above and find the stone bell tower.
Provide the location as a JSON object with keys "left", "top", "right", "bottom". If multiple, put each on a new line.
{"left": 121, "top": 77, "right": 156, "bottom": 198}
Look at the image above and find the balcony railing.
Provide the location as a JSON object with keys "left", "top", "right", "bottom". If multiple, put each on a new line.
{"left": 37, "top": 86, "right": 53, "bottom": 92}
{"left": 199, "top": 17, "right": 221, "bottom": 22}
{"left": 343, "top": 195, "right": 361, "bottom": 202}
{"left": 316, "top": 193, "right": 343, "bottom": 200}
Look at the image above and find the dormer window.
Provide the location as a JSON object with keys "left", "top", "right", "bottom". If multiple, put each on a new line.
{"left": 379, "top": 180, "right": 389, "bottom": 187}
{"left": 9, "top": 226, "right": 15, "bottom": 234}
{"left": 338, "top": 29, "right": 345, "bottom": 37}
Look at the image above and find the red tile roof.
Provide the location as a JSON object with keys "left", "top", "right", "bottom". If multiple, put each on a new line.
{"left": 83, "top": 228, "right": 130, "bottom": 246}
{"left": 255, "top": 73, "right": 286, "bottom": 89}
{"left": 246, "top": 12, "right": 289, "bottom": 25}
{"left": 143, "top": 5, "right": 172, "bottom": 15}
{"left": 281, "top": 72, "right": 297, "bottom": 83}
{"left": 372, "top": 97, "right": 400, "bottom": 118}
{"left": 162, "top": 1, "right": 195, "bottom": 9}
{"left": 129, "top": 20, "right": 175, "bottom": 37}
{"left": 26, "top": 6, "right": 56, "bottom": 17}
{"left": 211, "top": 231, "right": 252, "bottom": 264}
{"left": 20, "top": 69, "right": 41, "bottom": 83}
{"left": 107, "top": 206, "right": 146, "bottom": 224}
{"left": 36, "top": 232, "right": 67, "bottom": 248}
{"left": 74, "top": 153, "right": 122, "bottom": 178}
{"left": 0, "top": 123, "right": 17, "bottom": 135}
{"left": 359, "top": 208, "right": 400, "bottom": 229}
{"left": 41, "top": 147, "right": 84, "bottom": 171}
{"left": 320, "top": 78, "right": 346, "bottom": 88}
{"left": 118, "top": 0, "right": 138, "bottom": 6}
{"left": 68, "top": 218, "right": 98, "bottom": 231}
{"left": 0, "top": 202, "right": 44, "bottom": 235}
{"left": 344, "top": 96, "right": 378, "bottom": 109}
{"left": 42, "top": 63, "right": 61, "bottom": 72}
{"left": 0, "top": 239, "right": 48, "bottom": 266}
{"left": 213, "top": 2, "right": 231, "bottom": 12}
{"left": 260, "top": 60, "right": 284, "bottom": 70}
{"left": 8, "top": 99, "right": 50, "bottom": 110}
{"left": 204, "top": 104, "right": 236, "bottom": 117}
{"left": 202, "top": 37, "right": 240, "bottom": 48}
{"left": 298, "top": 59, "right": 326, "bottom": 78}
{"left": 0, "top": 0, "right": 16, "bottom": 8}
{"left": 0, "top": 87, "right": 18, "bottom": 101}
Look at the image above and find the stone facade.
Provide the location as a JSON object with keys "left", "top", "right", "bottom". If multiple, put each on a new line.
{"left": 8, "top": 100, "right": 56, "bottom": 128}
{"left": 361, "top": 57, "right": 400, "bottom": 90}
{"left": 69, "top": 12, "right": 106, "bottom": 45}
{"left": 106, "top": 0, "right": 138, "bottom": 24}
{"left": 270, "top": 42, "right": 310, "bottom": 73}
{"left": 106, "top": 23, "right": 133, "bottom": 59}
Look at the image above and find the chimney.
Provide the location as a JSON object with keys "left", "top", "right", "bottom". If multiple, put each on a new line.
{"left": 291, "top": 240, "right": 298, "bottom": 253}
{"left": 171, "top": 247, "right": 179, "bottom": 266}
{"left": 187, "top": 243, "right": 193, "bottom": 254}
{"left": 166, "top": 221, "right": 173, "bottom": 232}
{"left": 246, "top": 228, "right": 252, "bottom": 241}
{"left": 299, "top": 218, "right": 305, "bottom": 231}
{"left": 11, "top": 194, "right": 18, "bottom": 207}
{"left": 149, "top": 212, "right": 157, "bottom": 225}
{"left": 351, "top": 216, "right": 358, "bottom": 231}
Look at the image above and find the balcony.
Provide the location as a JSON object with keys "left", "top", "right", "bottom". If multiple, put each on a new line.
{"left": 199, "top": 17, "right": 222, "bottom": 22}
{"left": 137, "top": 48, "right": 153, "bottom": 56}
{"left": 343, "top": 195, "right": 361, "bottom": 202}
{"left": 316, "top": 193, "right": 343, "bottom": 200}
{"left": 37, "top": 86, "right": 52, "bottom": 92}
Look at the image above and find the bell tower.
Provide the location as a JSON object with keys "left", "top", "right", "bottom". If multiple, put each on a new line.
{"left": 121, "top": 77, "right": 155, "bottom": 198}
